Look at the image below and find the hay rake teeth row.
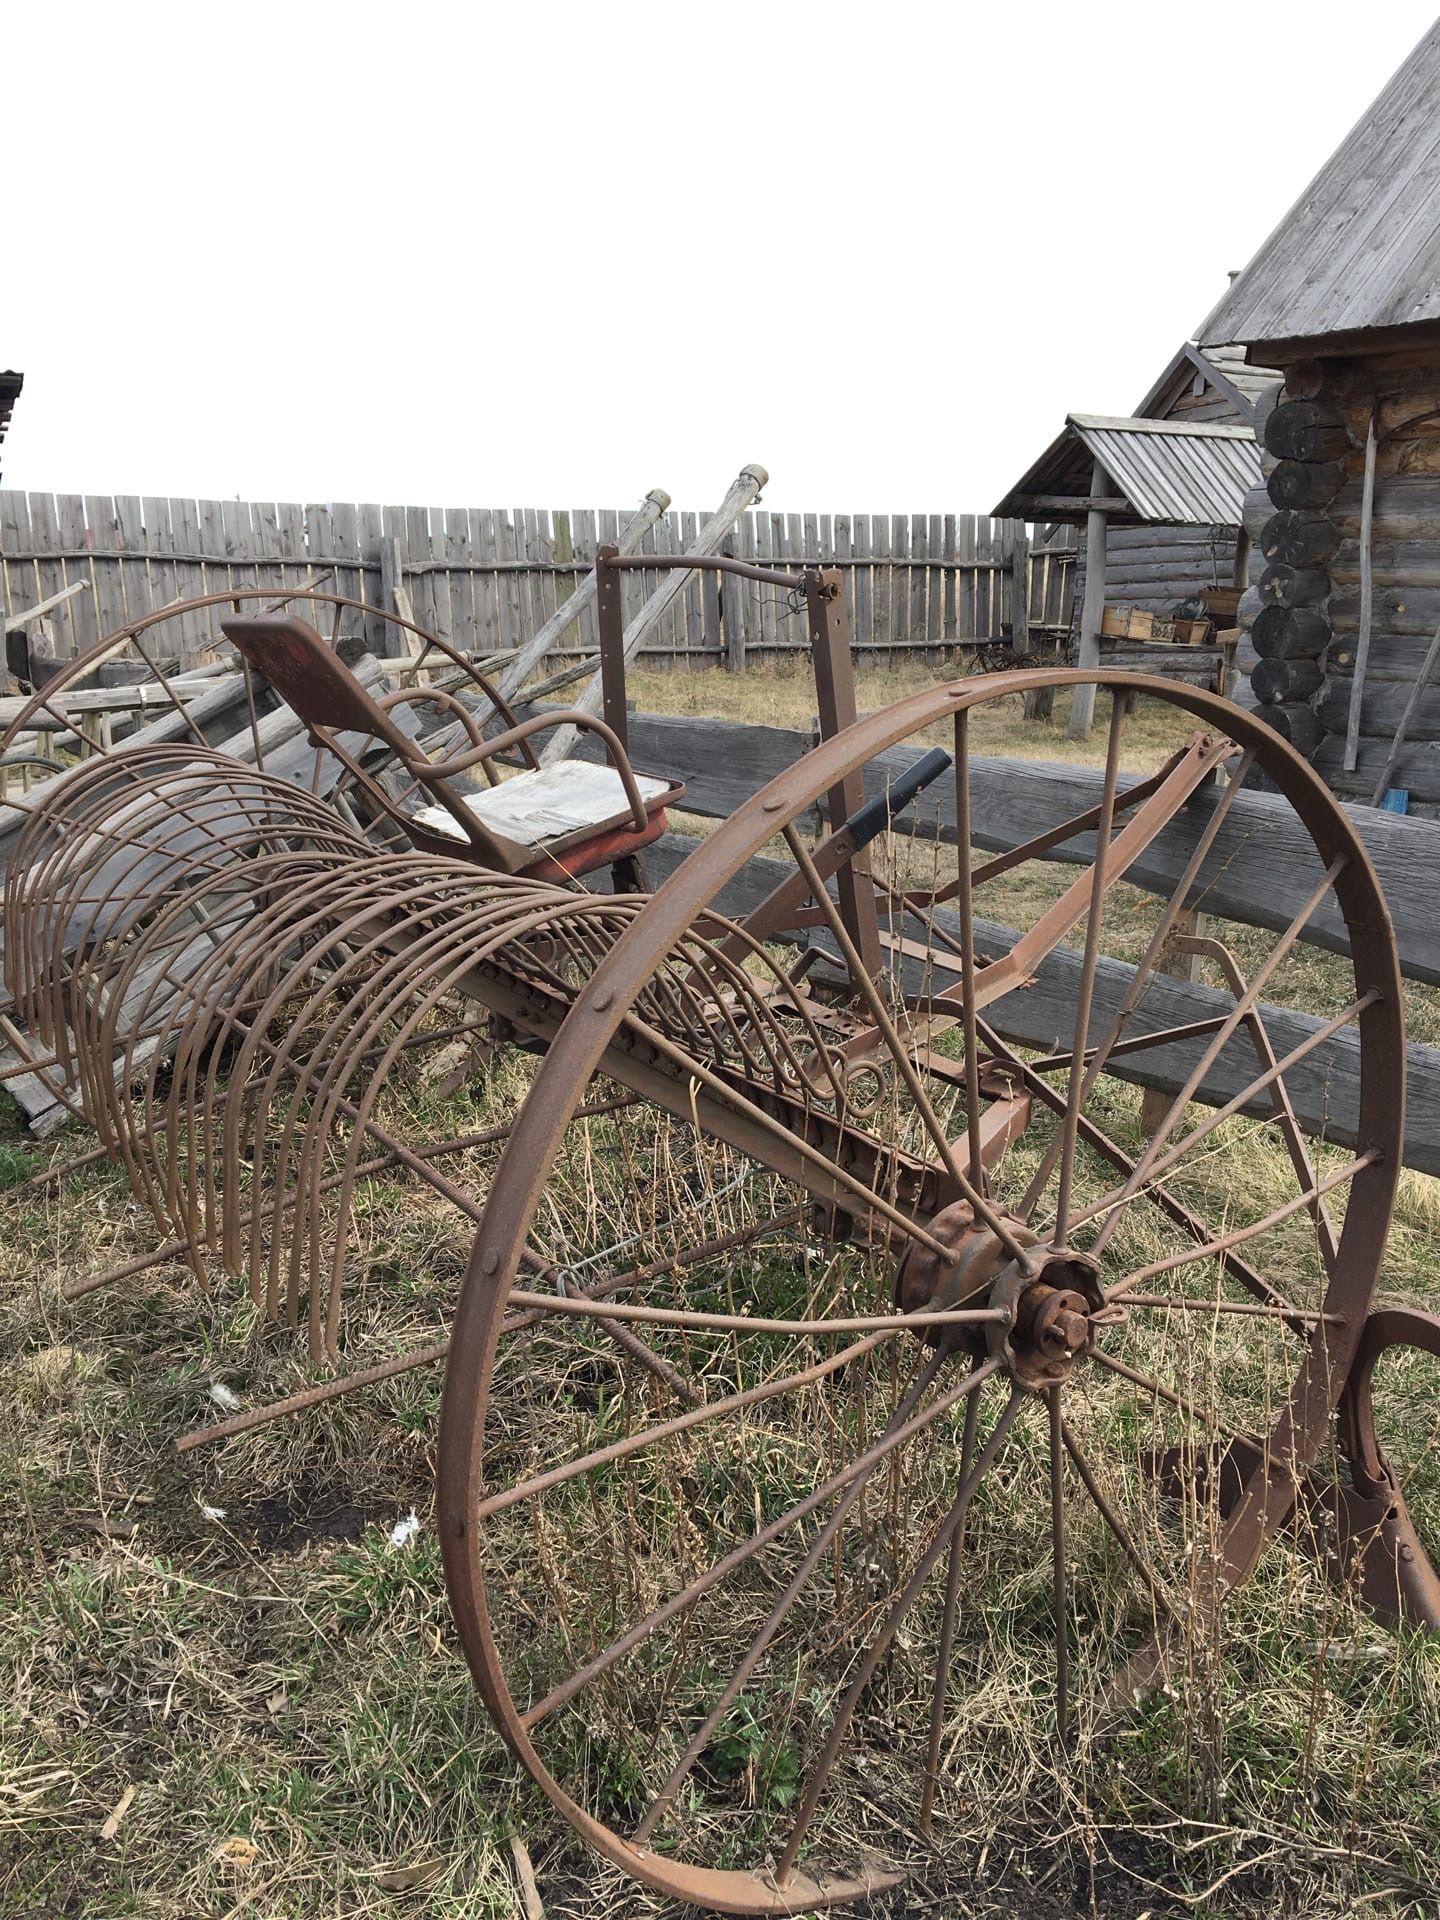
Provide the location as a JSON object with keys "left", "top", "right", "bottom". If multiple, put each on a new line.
{"left": 2, "top": 555, "right": 1434, "bottom": 1913}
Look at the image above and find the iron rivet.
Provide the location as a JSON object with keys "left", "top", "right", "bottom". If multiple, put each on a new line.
{"left": 481, "top": 1248, "right": 500, "bottom": 1275}
{"left": 593, "top": 988, "right": 614, "bottom": 1011}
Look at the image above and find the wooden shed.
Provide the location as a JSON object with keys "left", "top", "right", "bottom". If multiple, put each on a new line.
{"left": 1200, "top": 21, "right": 1440, "bottom": 810}
{"left": 995, "top": 335, "right": 1277, "bottom": 642}
{"left": 993, "top": 410, "right": 1262, "bottom": 734}
{"left": 1100, "top": 338, "right": 1281, "bottom": 614}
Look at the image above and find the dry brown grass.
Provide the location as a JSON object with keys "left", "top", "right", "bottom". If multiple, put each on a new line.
{"left": 629, "top": 663, "right": 1197, "bottom": 767}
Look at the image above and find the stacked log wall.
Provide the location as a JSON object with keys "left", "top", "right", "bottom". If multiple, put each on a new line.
{"left": 1239, "top": 352, "right": 1440, "bottom": 811}
{"left": 1070, "top": 521, "right": 1243, "bottom": 629}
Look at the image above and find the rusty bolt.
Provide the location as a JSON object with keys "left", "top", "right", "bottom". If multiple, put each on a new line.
{"left": 1042, "top": 1309, "right": 1090, "bottom": 1355}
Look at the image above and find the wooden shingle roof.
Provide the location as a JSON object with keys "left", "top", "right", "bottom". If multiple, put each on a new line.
{"left": 1199, "top": 23, "right": 1440, "bottom": 355}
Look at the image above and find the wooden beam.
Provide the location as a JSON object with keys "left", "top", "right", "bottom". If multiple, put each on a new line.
{"left": 1343, "top": 408, "right": 1378, "bottom": 773}
{"left": 540, "top": 465, "right": 767, "bottom": 765}
{"left": 492, "top": 488, "right": 671, "bottom": 704}
{"left": 634, "top": 831, "right": 1440, "bottom": 1178}
{"left": 558, "top": 711, "right": 1440, "bottom": 986}
{"left": 1067, "top": 462, "right": 1109, "bottom": 740}
{"left": 4, "top": 579, "right": 90, "bottom": 634}
{"left": 1014, "top": 494, "right": 1130, "bottom": 517}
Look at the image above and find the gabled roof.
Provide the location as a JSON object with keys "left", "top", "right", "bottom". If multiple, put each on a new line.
{"left": 992, "top": 414, "right": 1261, "bottom": 528}
{"left": 1134, "top": 340, "right": 1279, "bottom": 423}
{"left": 1199, "top": 23, "right": 1440, "bottom": 353}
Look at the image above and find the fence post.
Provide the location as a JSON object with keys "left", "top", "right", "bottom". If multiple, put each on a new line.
{"left": 724, "top": 541, "right": 747, "bottom": 672}
{"left": 1066, "top": 463, "right": 1109, "bottom": 741}
{"left": 1010, "top": 524, "right": 1030, "bottom": 658}
{"left": 378, "top": 537, "right": 408, "bottom": 657}
{"left": 541, "top": 464, "right": 767, "bottom": 763}
{"left": 1012, "top": 521, "right": 1052, "bottom": 720}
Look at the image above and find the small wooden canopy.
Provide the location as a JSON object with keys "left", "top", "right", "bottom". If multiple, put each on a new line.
{"left": 992, "top": 413, "right": 1262, "bottom": 528}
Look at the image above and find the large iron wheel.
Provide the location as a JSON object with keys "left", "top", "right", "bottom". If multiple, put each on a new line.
{"left": 437, "top": 668, "right": 1403, "bottom": 1912}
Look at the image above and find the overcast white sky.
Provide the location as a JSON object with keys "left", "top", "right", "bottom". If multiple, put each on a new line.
{"left": 6, "top": 2, "right": 1437, "bottom": 517}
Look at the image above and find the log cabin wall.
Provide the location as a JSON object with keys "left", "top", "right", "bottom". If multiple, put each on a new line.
{"left": 1071, "top": 521, "right": 1242, "bottom": 625}
{"left": 1242, "top": 349, "right": 1440, "bottom": 811}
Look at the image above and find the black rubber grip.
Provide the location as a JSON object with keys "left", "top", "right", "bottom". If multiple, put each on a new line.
{"left": 844, "top": 747, "right": 953, "bottom": 851}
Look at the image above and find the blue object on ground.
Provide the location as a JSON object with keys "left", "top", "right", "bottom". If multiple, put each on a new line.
{"left": 1380, "top": 788, "right": 1410, "bottom": 814}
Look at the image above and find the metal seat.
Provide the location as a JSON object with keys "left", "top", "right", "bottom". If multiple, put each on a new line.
{"left": 220, "top": 614, "right": 683, "bottom": 881}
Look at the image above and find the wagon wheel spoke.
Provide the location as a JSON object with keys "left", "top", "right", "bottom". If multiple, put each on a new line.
{"left": 951, "top": 711, "right": 987, "bottom": 1189}
{"left": 1086, "top": 857, "right": 1352, "bottom": 1263}
{"left": 917, "top": 1383, "right": 980, "bottom": 1834}
{"left": 1088, "top": 1347, "right": 1261, "bottom": 1450}
{"left": 919, "top": 724, "right": 1233, "bottom": 1029}
{"left": 630, "top": 1344, "right": 978, "bottom": 1846}
{"left": 1047, "top": 1385, "right": 1070, "bottom": 1743}
{"left": 1058, "top": 1413, "right": 1185, "bottom": 1628}
{"left": 1101, "top": 1151, "right": 1375, "bottom": 1309}
{"left": 1015, "top": 746, "right": 1256, "bottom": 1222}
{"left": 778, "top": 821, "right": 1035, "bottom": 1271}
{"left": 518, "top": 1352, "right": 1002, "bottom": 1733}
{"left": 1053, "top": 694, "right": 1127, "bottom": 1245}
{"left": 773, "top": 1387, "right": 1028, "bottom": 1881}
{"left": 781, "top": 823, "right": 966, "bottom": 1187}
{"left": 973, "top": 1012, "right": 1302, "bottom": 1319}
{"left": 1172, "top": 931, "right": 1342, "bottom": 1274}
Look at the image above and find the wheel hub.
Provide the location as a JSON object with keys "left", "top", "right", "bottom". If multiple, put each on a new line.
{"left": 897, "top": 1202, "right": 1103, "bottom": 1388}
{"left": 987, "top": 1253, "right": 1103, "bottom": 1390}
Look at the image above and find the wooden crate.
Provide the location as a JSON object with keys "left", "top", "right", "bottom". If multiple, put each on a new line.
{"left": 1172, "top": 617, "right": 1214, "bottom": 647}
{"left": 1101, "top": 606, "right": 1153, "bottom": 639}
{"left": 1201, "top": 586, "right": 1242, "bottom": 624}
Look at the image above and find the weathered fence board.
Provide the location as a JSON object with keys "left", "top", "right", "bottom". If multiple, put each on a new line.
{"left": 635, "top": 829, "right": 1440, "bottom": 1177}
{"left": 0, "top": 490, "right": 1075, "bottom": 673}
{"left": 572, "top": 710, "right": 1440, "bottom": 987}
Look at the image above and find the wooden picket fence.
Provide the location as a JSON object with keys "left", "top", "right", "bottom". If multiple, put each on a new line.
{"left": 0, "top": 491, "right": 1076, "bottom": 671}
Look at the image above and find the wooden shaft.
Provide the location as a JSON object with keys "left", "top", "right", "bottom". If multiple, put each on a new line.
{"left": 541, "top": 466, "right": 767, "bottom": 764}
{"left": 1066, "top": 463, "right": 1108, "bottom": 741}
{"left": 1344, "top": 410, "right": 1378, "bottom": 773}
{"left": 493, "top": 488, "right": 670, "bottom": 703}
